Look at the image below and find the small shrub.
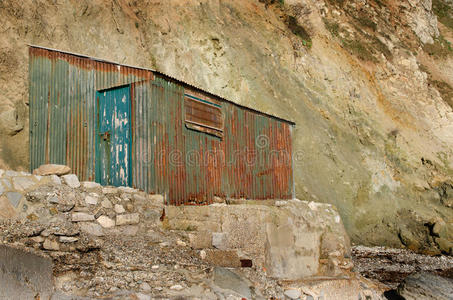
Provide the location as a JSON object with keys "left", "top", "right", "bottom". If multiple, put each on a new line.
{"left": 342, "top": 39, "right": 377, "bottom": 62}
{"left": 323, "top": 18, "right": 340, "bottom": 36}
{"left": 432, "top": 79, "right": 453, "bottom": 109}
{"left": 286, "top": 15, "right": 312, "bottom": 48}
{"left": 423, "top": 35, "right": 453, "bottom": 58}
{"left": 326, "top": 0, "right": 346, "bottom": 7}
{"left": 356, "top": 16, "right": 377, "bottom": 31}
{"left": 433, "top": 0, "right": 453, "bottom": 31}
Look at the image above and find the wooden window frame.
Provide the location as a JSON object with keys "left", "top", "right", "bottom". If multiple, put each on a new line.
{"left": 184, "top": 94, "right": 224, "bottom": 138}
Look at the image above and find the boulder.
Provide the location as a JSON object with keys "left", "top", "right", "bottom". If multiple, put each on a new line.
{"left": 397, "top": 272, "right": 453, "bottom": 300}
{"left": 32, "top": 164, "right": 71, "bottom": 176}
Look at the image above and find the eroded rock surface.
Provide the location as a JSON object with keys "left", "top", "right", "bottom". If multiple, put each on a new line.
{"left": 0, "top": 0, "right": 453, "bottom": 251}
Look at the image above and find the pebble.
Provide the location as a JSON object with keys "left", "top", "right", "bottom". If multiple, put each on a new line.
{"left": 200, "top": 250, "right": 207, "bottom": 260}
{"left": 177, "top": 240, "right": 186, "bottom": 247}
{"left": 152, "top": 265, "right": 159, "bottom": 269}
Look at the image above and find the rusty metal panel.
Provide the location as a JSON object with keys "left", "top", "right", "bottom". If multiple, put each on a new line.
{"left": 29, "top": 45, "right": 293, "bottom": 205}
{"left": 29, "top": 47, "right": 149, "bottom": 182}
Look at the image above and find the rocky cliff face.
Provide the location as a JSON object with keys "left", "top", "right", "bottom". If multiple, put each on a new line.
{"left": 0, "top": 0, "right": 452, "bottom": 253}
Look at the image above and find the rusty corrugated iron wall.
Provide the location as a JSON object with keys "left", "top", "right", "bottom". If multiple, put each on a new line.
{"left": 29, "top": 46, "right": 294, "bottom": 205}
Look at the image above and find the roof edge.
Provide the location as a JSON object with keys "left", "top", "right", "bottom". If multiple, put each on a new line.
{"left": 28, "top": 44, "right": 296, "bottom": 126}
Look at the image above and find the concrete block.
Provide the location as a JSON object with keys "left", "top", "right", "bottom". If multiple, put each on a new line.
{"left": 0, "top": 245, "right": 53, "bottom": 299}
{"left": 189, "top": 231, "right": 212, "bottom": 249}
{"left": 212, "top": 232, "right": 228, "bottom": 250}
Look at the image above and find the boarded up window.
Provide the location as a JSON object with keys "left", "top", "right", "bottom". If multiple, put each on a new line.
{"left": 184, "top": 94, "right": 223, "bottom": 137}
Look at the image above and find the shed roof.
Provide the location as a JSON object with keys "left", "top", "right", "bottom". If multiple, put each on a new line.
{"left": 28, "top": 45, "right": 295, "bottom": 126}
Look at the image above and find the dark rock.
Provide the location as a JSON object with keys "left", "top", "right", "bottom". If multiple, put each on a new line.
{"left": 397, "top": 272, "right": 453, "bottom": 300}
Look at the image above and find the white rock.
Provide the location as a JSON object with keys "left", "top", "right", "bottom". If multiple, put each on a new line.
{"left": 151, "top": 265, "right": 159, "bottom": 269}
{"left": 176, "top": 240, "right": 186, "bottom": 247}
{"left": 200, "top": 250, "right": 207, "bottom": 260}
{"left": 79, "top": 222, "right": 104, "bottom": 236}
{"left": 170, "top": 284, "right": 184, "bottom": 291}
{"left": 33, "top": 164, "right": 71, "bottom": 176}
{"left": 114, "top": 204, "right": 126, "bottom": 214}
{"left": 62, "top": 174, "right": 80, "bottom": 188}
{"left": 101, "top": 199, "right": 113, "bottom": 209}
{"left": 12, "top": 177, "right": 36, "bottom": 191}
{"left": 85, "top": 195, "right": 98, "bottom": 206}
{"left": 72, "top": 212, "right": 95, "bottom": 222}
{"left": 284, "top": 289, "right": 301, "bottom": 299}
{"left": 97, "top": 215, "right": 115, "bottom": 228}
{"left": 275, "top": 200, "right": 288, "bottom": 207}
{"left": 116, "top": 213, "right": 140, "bottom": 225}
{"left": 5, "top": 170, "right": 21, "bottom": 177}
{"left": 59, "top": 236, "right": 79, "bottom": 243}
{"left": 82, "top": 181, "right": 101, "bottom": 189}
{"left": 50, "top": 175, "right": 61, "bottom": 185}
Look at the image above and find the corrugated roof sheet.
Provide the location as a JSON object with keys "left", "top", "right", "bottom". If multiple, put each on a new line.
{"left": 28, "top": 45, "right": 295, "bottom": 126}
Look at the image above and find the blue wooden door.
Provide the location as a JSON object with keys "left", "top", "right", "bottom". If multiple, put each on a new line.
{"left": 96, "top": 86, "right": 132, "bottom": 187}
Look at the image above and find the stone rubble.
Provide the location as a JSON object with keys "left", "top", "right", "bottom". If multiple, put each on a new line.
{"left": 0, "top": 168, "right": 387, "bottom": 299}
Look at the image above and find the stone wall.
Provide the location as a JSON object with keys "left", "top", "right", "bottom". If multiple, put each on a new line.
{"left": 0, "top": 167, "right": 386, "bottom": 299}
{"left": 166, "top": 200, "right": 352, "bottom": 280}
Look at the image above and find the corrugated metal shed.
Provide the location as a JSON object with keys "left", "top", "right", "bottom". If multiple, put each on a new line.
{"left": 29, "top": 45, "right": 295, "bottom": 205}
